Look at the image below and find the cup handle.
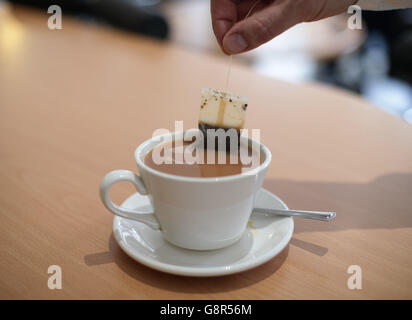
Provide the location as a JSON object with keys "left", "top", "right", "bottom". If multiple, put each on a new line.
{"left": 99, "top": 170, "right": 160, "bottom": 230}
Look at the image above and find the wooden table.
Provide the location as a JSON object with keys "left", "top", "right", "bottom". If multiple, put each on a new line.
{"left": 1, "top": 5, "right": 412, "bottom": 300}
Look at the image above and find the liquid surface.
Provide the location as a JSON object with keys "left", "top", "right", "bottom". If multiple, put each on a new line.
{"left": 144, "top": 140, "right": 262, "bottom": 178}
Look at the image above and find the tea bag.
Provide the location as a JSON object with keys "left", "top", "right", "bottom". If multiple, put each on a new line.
{"left": 198, "top": 88, "right": 248, "bottom": 151}
{"left": 199, "top": 88, "right": 247, "bottom": 130}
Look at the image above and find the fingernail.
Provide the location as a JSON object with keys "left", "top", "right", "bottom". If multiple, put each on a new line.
{"left": 223, "top": 34, "right": 248, "bottom": 54}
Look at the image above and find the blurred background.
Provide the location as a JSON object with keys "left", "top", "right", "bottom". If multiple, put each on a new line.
{"left": 1, "top": 0, "right": 412, "bottom": 124}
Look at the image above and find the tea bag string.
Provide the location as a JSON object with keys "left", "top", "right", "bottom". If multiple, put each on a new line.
{"left": 225, "top": 0, "right": 261, "bottom": 92}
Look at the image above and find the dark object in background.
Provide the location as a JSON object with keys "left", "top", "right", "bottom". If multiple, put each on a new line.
{"left": 314, "top": 9, "right": 412, "bottom": 119}
{"left": 363, "top": 9, "right": 412, "bottom": 84}
{"left": 6, "top": 0, "right": 169, "bottom": 40}
{"left": 316, "top": 9, "right": 412, "bottom": 90}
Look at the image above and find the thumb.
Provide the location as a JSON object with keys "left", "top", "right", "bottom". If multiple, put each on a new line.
{"left": 222, "top": 1, "right": 302, "bottom": 54}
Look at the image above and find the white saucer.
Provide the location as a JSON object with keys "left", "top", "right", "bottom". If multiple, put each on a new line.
{"left": 113, "top": 188, "right": 294, "bottom": 277}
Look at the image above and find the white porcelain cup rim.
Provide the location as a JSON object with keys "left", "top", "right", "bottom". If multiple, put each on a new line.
{"left": 134, "top": 129, "right": 272, "bottom": 183}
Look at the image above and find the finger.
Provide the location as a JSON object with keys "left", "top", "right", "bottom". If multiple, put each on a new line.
{"left": 211, "top": 0, "right": 238, "bottom": 50}
{"left": 237, "top": 0, "right": 275, "bottom": 20}
{"left": 223, "top": 0, "right": 302, "bottom": 54}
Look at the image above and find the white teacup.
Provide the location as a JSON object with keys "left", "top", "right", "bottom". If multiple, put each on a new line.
{"left": 99, "top": 130, "right": 272, "bottom": 250}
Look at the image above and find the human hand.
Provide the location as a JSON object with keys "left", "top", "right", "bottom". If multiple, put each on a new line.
{"left": 211, "top": 0, "right": 357, "bottom": 54}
